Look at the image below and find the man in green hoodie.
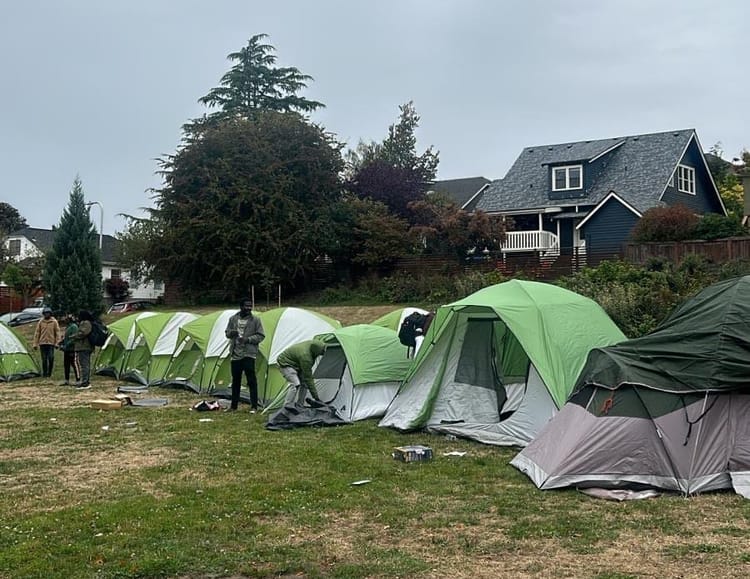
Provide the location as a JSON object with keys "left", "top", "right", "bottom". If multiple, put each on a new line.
{"left": 277, "top": 339, "right": 326, "bottom": 406}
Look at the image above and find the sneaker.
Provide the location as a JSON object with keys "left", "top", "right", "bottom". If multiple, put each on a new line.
{"left": 75, "top": 383, "right": 91, "bottom": 390}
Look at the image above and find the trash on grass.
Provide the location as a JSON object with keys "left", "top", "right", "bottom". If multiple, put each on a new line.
{"left": 350, "top": 479, "right": 372, "bottom": 486}
{"left": 442, "top": 451, "right": 467, "bottom": 457}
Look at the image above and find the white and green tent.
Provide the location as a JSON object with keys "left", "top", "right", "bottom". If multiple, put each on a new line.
{"left": 211, "top": 307, "right": 341, "bottom": 405}
{"left": 370, "top": 307, "right": 428, "bottom": 331}
{"left": 0, "top": 322, "right": 40, "bottom": 381}
{"left": 307, "top": 324, "right": 414, "bottom": 421}
{"left": 379, "top": 280, "right": 626, "bottom": 446}
{"left": 162, "top": 309, "right": 237, "bottom": 392}
{"left": 119, "top": 311, "right": 199, "bottom": 385}
{"left": 95, "top": 311, "right": 158, "bottom": 378}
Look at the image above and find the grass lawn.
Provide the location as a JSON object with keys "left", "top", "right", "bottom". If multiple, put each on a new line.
{"left": 2, "top": 305, "right": 750, "bottom": 578}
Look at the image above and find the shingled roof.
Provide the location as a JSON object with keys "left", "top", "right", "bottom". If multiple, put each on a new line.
{"left": 427, "top": 176, "right": 490, "bottom": 208}
{"left": 476, "top": 129, "right": 697, "bottom": 214}
{"left": 9, "top": 226, "right": 119, "bottom": 263}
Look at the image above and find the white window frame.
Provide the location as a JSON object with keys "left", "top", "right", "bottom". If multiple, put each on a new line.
{"left": 552, "top": 165, "right": 583, "bottom": 192}
{"left": 676, "top": 164, "right": 695, "bottom": 195}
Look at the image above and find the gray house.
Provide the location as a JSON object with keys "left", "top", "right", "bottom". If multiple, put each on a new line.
{"left": 472, "top": 129, "right": 726, "bottom": 264}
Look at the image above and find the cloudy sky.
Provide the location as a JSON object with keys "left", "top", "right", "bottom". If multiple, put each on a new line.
{"left": 1, "top": 0, "right": 745, "bottom": 234}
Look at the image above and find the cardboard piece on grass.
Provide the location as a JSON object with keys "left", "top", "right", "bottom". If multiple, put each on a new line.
{"left": 392, "top": 445, "right": 433, "bottom": 463}
{"left": 91, "top": 399, "right": 125, "bottom": 411}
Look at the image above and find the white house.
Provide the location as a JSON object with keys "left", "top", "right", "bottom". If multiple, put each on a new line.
{"left": 3, "top": 227, "right": 163, "bottom": 302}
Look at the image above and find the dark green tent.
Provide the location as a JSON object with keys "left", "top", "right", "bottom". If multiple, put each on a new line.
{"left": 513, "top": 276, "right": 750, "bottom": 498}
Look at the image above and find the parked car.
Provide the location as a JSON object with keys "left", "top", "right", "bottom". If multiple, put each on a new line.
{"left": 107, "top": 300, "right": 155, "bottom": 314}
{"left": 8, "top": 311, "right": 43, "bottom": 327}
{"left": 0, "top": 312, "right": 21, "bottom": 325}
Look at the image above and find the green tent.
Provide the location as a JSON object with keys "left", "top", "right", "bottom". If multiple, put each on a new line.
{"left": 311, "top": 324, "right": 415, "bottom": 421}
{"left": 162, "top": 309, "right": 236, "bottom": 392}
{"left": 370, "top": 307, "right": 428, "bottom": 331}
{"left": 513, "top": 275, "right": 750, "bottom": 498}
{"left": 95, "top": 311, "right": 158, "bottom": 378}
{"left": 0, "top": 322, "right": 40, "bottom": 381}
{"left": 119, "top": 312, "right": 199, "bottom": 385}
{"left": 379, "top": 279, "right": 626, "bottom": 446}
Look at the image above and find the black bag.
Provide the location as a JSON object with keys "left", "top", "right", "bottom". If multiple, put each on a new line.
{"left": 398, "top": 312, "right": 427, "bottom": 348}
{"left": 88, "top": 319, "right": 110, "bottom": 347}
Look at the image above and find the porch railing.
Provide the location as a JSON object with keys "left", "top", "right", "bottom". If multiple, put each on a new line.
{"left": 502, "top": 230, "right": 559, "bottom": 253}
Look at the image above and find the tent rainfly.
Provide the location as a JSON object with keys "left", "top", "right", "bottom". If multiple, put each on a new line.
{"left": 379, "top": 280, "right": 626, "bottom": 446}
{"left": 512, "top": 275, "right": 750, "bottom": 498}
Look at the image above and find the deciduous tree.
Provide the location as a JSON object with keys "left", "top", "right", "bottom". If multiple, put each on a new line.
{"left": 346, "top": 102, "right": 439, "bottom": 221}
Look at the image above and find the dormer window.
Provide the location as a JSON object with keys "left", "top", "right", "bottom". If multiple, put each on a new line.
{"left": 552, "top": 165, "right": 582, "bottom": 191}
{"left": 676, "top": 164, "right": 695, "bottom": 195}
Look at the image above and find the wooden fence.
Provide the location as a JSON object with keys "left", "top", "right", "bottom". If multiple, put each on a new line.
{"left": 624, "top": 237, "right": 750, "bottom": 264}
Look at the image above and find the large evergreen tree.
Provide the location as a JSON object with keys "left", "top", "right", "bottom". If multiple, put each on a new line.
{"left": 0, "top": 202, "right": 27, "bottom": 235}
{"left": 151, "top": 112, "right": 343, "bottom": 298}
{"left": 44, "top": 178, "right": 103, "bottom": 315}
{"left": 197, "top": 33, "right": 323, "bottom": 125}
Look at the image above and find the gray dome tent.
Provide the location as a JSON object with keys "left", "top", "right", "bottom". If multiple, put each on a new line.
{"left": 512, "top": 275, "right": 750, "bottom": 498}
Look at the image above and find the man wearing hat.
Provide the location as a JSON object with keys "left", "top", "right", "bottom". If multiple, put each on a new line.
{"left": 32, "top": 307, "right": 62, "bottom": 378}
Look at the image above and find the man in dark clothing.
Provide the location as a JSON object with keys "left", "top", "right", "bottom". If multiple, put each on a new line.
{"left": 73, "top": 310, "right": 94, "bottom": 389}
{"left": 224, "top": 299, "right": 265, "bottom": 412}
{"left": 277, "top": 339, "right": 326, "bottom": 406}
{"left": 60, "top": 314, "right": 81, "bottom": 385}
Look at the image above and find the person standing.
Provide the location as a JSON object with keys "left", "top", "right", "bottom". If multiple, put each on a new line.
{"left": 277, "top": 339, "right": 326, "bottom": 406}
{"left": 60, "top": 314, "right": 81, "bottom": 385}
{"left": 73, "top": 310, "right": 94, "bottom": 389}
{"left": 32, "top": 307, "right": 62, "bottom": 378}
{"left": 224, "top": 299, "right": 265, "bottom": 412}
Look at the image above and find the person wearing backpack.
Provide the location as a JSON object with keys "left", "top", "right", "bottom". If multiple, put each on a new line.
{"left": 59, "top": 314, "right": 81, "bottom": 385}
{"left": 73, "top": 310, "right": 94, "bottom": 389}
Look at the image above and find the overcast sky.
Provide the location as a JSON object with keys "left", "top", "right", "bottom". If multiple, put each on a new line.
{"left": 1, "top": 0, "right": 745, "bottom": 234}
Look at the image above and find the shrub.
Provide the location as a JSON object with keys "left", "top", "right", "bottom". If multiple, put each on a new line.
{"left": 692, "top": 213, "right": 747, "bottom": 241}
{"left": 631, "top": 204, "right": 699, "bottom": 242}
{"left": 104, "top": 277, "right": 130, "bottom": 301}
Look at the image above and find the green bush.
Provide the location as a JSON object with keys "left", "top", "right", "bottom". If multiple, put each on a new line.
{"left": 693, "top": 213, "right": 747, "bottom": 241}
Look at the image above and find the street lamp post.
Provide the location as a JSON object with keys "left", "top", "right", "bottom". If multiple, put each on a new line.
{"left": 85, "top": 201, "right": 103, "bottom": 250}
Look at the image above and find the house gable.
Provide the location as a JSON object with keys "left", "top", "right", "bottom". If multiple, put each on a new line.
{"left": 577, "top": 193, "right": 641, "bottom": 254}
{"left": 660, "top": 134, "right": 726, "bottom": 215}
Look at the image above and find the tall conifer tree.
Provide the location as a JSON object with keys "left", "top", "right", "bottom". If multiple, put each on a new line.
{"left": 44, "top": 178, "right": 103, "bottom": 315}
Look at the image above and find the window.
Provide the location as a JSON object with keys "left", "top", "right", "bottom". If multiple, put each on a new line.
{"left": 110, "top": 269, "right": 121, "bottom": 279}
{"left": 552, "top": 165, "right": 583, "bottom": 191}
{"left": 8, "top": 239, "right": 21, "bottom": 256}
{"left": 676, "top": 165, "right": 695, "bottom": 195}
